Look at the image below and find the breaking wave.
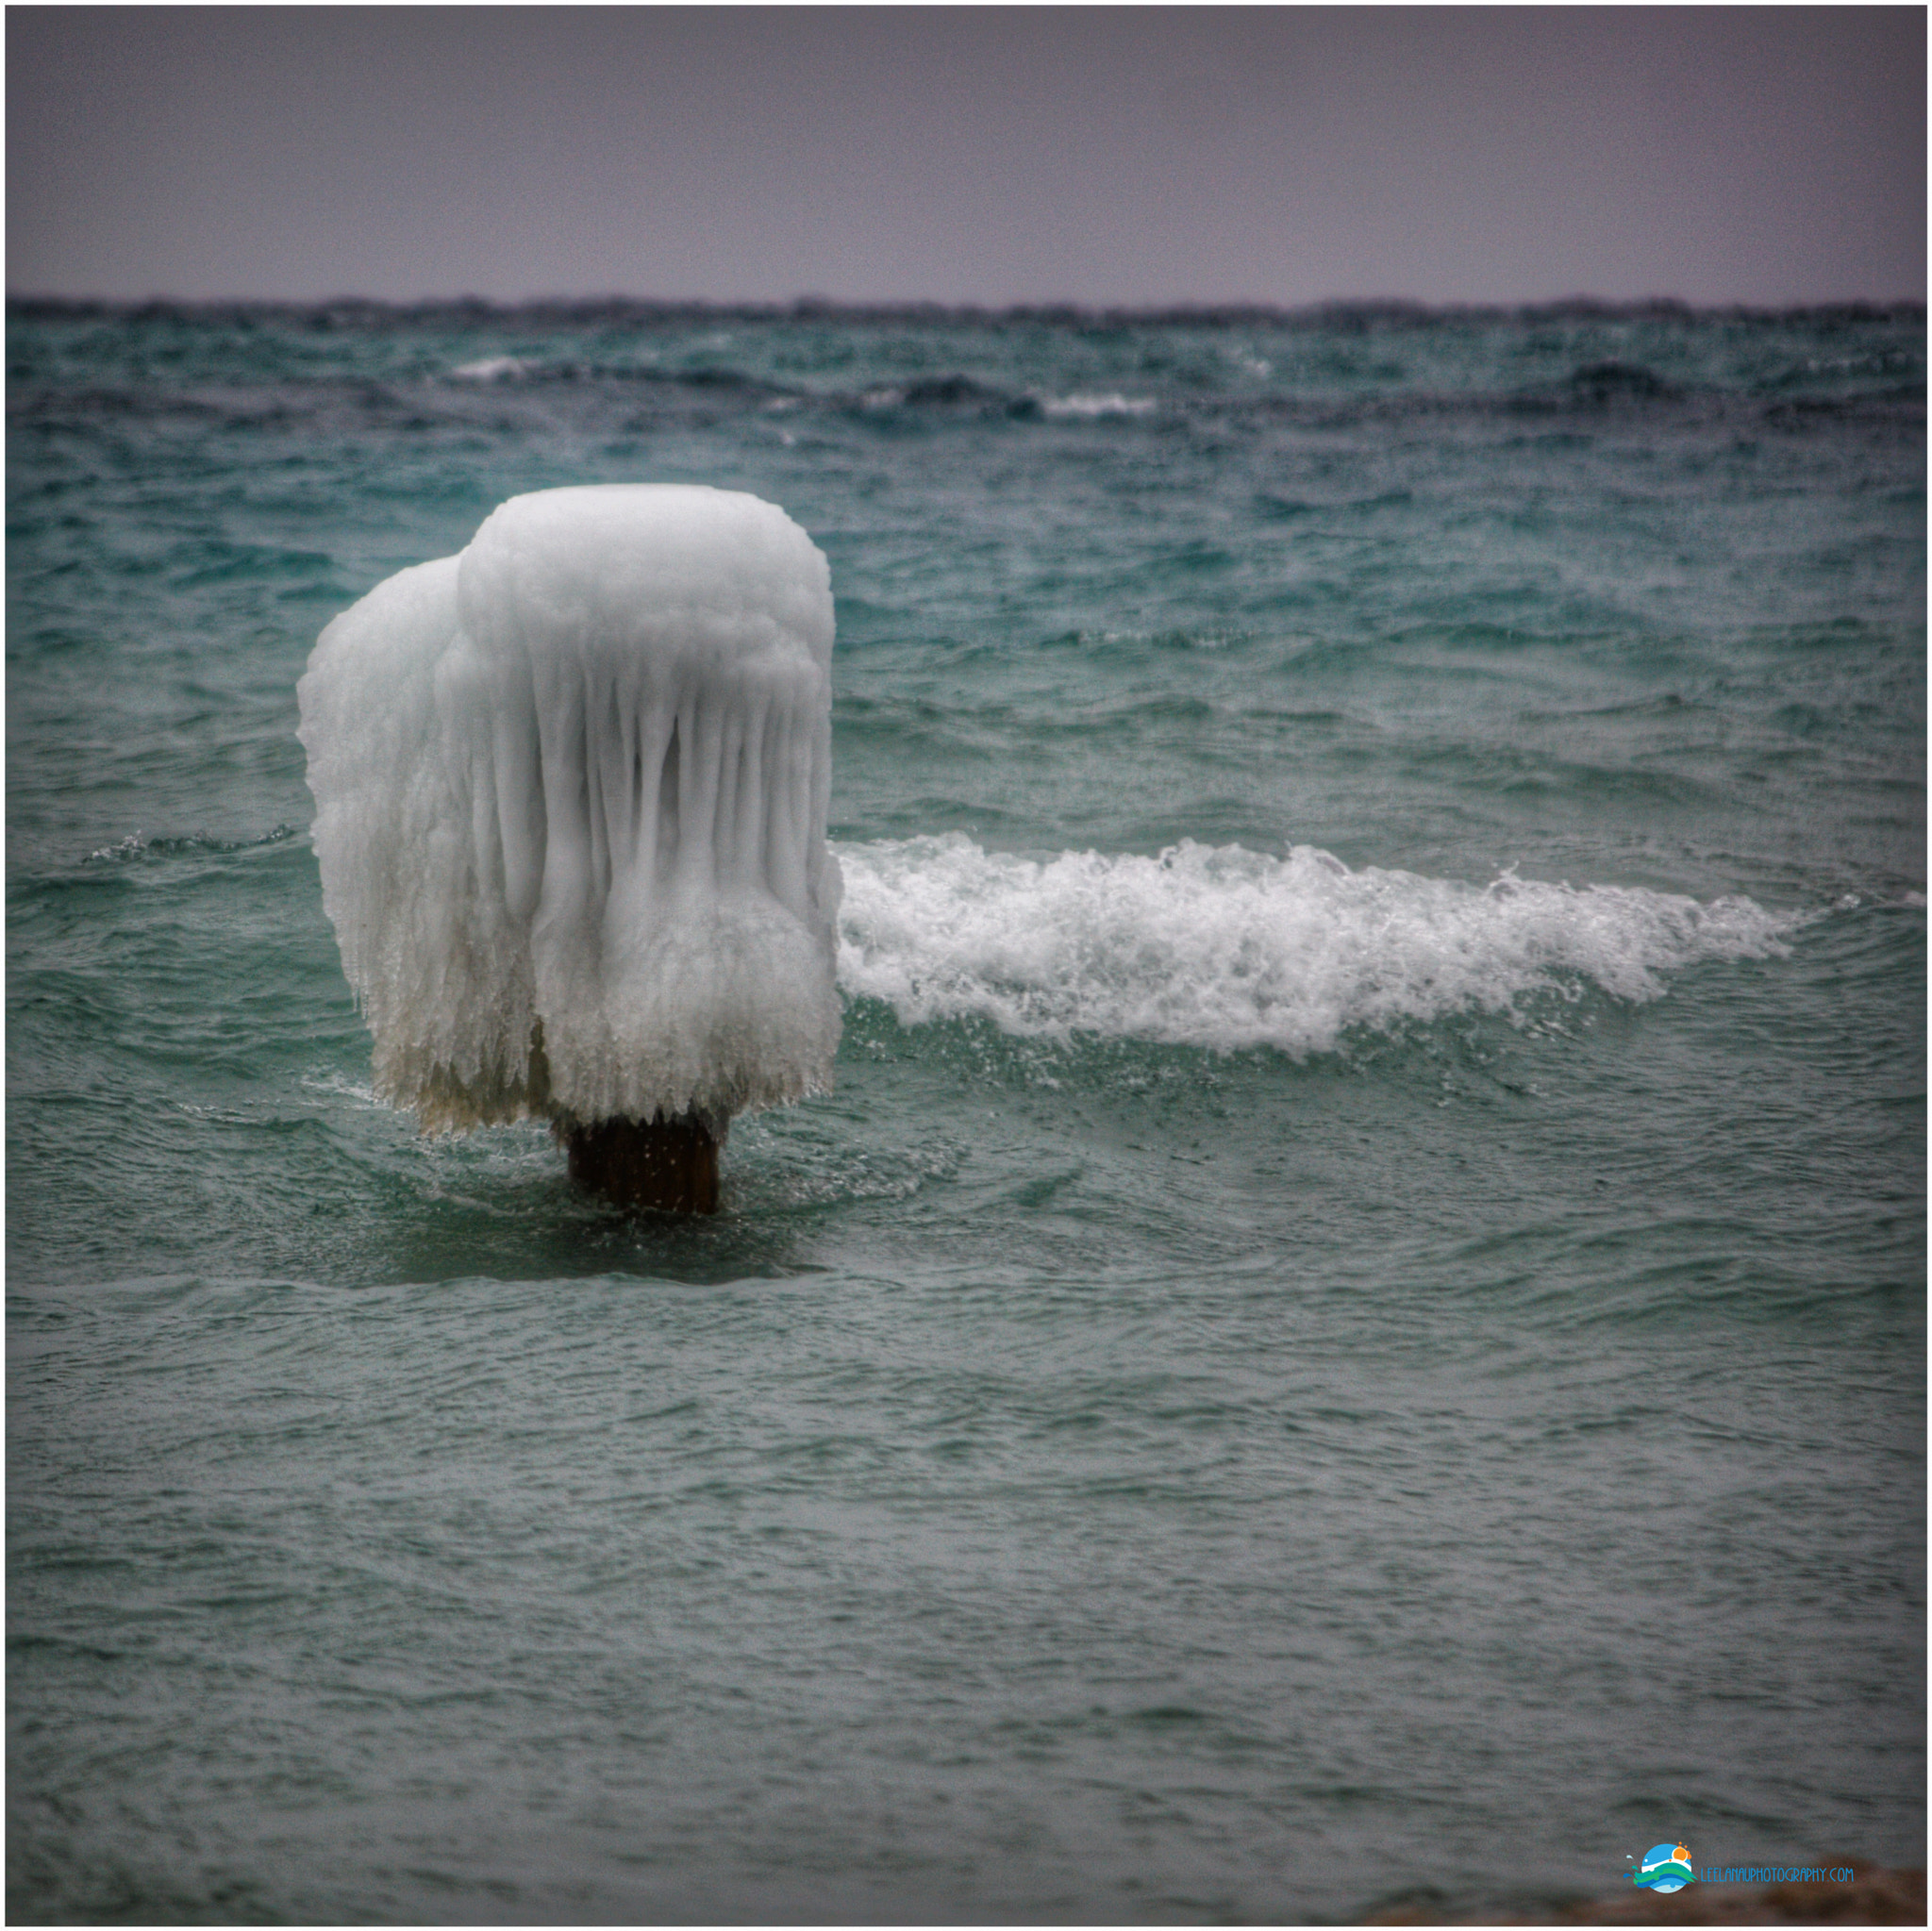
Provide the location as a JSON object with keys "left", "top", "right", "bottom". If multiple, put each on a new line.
{"left": 834, "top": 834, "right": 1803, "bottom": 1055}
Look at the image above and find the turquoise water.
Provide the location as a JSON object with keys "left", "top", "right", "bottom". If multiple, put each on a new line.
{"left": 8, "top": 301, "right": 1924, "bottom": 1923}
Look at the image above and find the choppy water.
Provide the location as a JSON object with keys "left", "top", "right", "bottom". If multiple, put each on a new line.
{"left": 8, "top": 300, "right": 1925, "bottom": 1923}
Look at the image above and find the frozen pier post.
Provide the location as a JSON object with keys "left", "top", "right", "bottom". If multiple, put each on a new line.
{"left": 298, "top": 485, "right": 841, "bottom": 1213}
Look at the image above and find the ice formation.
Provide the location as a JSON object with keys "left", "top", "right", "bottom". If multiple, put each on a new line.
{"left": 298, "top": 485, "right": 841, "bottom": 1133}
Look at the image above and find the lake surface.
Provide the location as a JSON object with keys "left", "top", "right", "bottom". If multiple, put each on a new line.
{"left": 8, "top": 298, "right": 1924, "bottom": 1923}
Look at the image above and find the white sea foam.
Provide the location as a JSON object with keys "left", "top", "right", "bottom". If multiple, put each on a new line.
{"left": 835, "top": 834, "right": 1801, "bottom": 1055}
{"left": 87, "top": 829, "right": 146, "bottom": 861}
{"left": 298, "top": 485, "right": 841, "bottom": 1131}
{"left": 449, "top": 355, "right": 534, "bottom": 382}
{"left": 1039, "top": 392, "right": 1158, "bottom": 419}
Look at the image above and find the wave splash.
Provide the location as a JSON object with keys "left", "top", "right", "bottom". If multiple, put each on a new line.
{"left": 835, "top": 834, "right": 1801, "bottom": 1055}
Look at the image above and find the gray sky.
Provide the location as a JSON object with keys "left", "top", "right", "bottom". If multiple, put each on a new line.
{"left": 8, "top": 6, "right": 1925, "bottom": 308}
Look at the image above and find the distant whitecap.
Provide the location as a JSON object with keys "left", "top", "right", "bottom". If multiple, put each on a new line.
{"left": 448, "top": 354, "right": 534, "bottom": 382}
{"left": 1039, "top": 392, "right": 1158, "bottom": 419}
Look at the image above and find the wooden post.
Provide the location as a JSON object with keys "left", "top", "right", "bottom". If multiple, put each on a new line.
{"left": 558, "top": 1112, "right": 722, "bottom": 1214}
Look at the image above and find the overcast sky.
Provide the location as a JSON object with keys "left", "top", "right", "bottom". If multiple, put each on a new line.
{"left": 8, "top": 6, "right": 1925, "bottom": 308}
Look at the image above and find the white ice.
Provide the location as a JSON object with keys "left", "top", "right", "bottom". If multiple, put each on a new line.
{"left": 298, "top": 484, "right": 841, "bottom": 1132}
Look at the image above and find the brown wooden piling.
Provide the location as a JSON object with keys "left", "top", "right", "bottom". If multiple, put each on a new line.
{"left": 558, "top": 1112, "right": 722, "bottom": 1214}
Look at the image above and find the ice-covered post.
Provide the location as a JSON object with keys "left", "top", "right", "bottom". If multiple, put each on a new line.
{"left": 297, "top": 485, "right": 841, "bottom": 1212}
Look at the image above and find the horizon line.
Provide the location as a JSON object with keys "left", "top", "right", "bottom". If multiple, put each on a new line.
{"left": 8, "top": 292, "right": 1926, "bottom": 325}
